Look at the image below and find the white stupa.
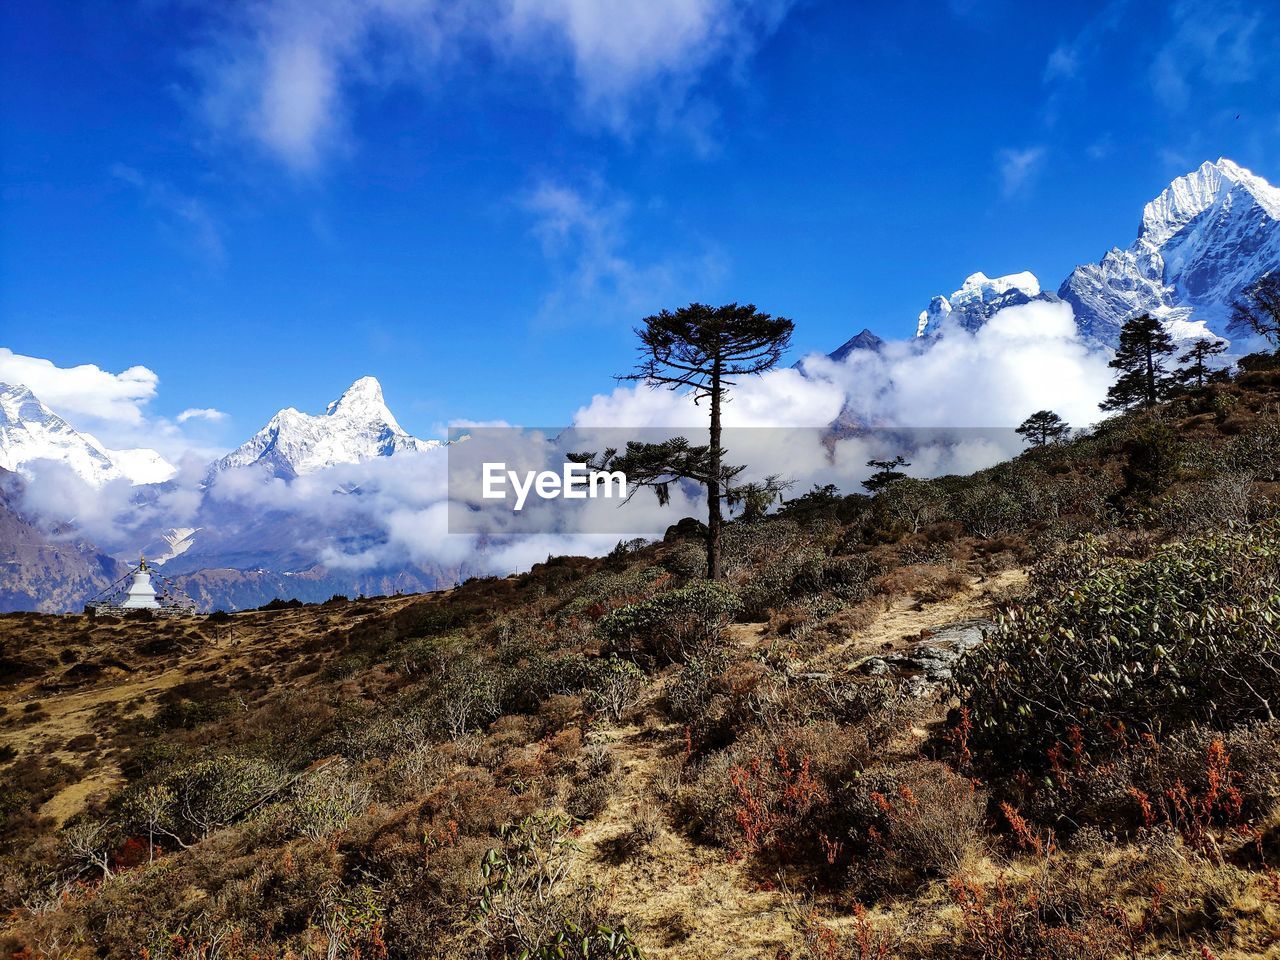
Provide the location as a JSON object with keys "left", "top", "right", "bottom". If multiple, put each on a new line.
{"left": 119, "top": 559, "right": 160, "bottom": 610}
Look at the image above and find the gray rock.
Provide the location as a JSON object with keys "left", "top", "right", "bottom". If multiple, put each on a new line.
{"left": 855, "top": 618, "right": 992, "bottom": 695}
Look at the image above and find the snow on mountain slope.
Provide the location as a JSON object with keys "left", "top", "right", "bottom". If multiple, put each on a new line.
{"left": 142, "top": 526, "right": 201, "bottom": 565}
{"left": 0, "top": 382, "right": 175, "bottom": 486}
{"left": 1060, "top": 158, "right": 1280, "bottom": 345}
{"left": 879, "top": 159, "right": 1277, "bottom": 352}
{"left": 209, "top": 376, "right": 441, "bottom": 480}
{"left": 916, "top": 271, "right": 1048, "bottom": 337}
{"left": 83, "top": 435, "right": 177, "bottom": 484}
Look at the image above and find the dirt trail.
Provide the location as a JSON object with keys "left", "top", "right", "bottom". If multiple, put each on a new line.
{"left": 576, "top": 717, "right": 794, "bottom": 959}
{"left": 822, "top": 566, "right": 1024, "bottom": 661}
{"left": 576, "top": 566, "right": 1026, "bottom": 958}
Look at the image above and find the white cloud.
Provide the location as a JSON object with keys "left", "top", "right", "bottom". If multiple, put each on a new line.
{"left": 996, "top": 146, "right": 1047, "bottom": 198}
{"left": 177, "top": 407, "right": 229, "bottom": 424}
{"left": 576, "top": 300, "right": 1115, "bottom": 434}
{"left": 502, "top": 0, "right": 793, "bottom": 134}
{"left": 0, "top": 349, "right": 228, "bottom": 468}
{"left": 188, "top": 0, "right": 797, "bottom": 170}
{"left": 824, "top": 300, "right": 1113, "bottom": 430}
{"left": 522, "top": 177, "right": 727, "bottom": 325}
{"left": 0, "top": 348, "right": 159, "bottom": 425}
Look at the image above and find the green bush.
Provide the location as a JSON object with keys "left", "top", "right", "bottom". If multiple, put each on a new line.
{"left": 555, "top": 564, "right": 664, "bottom": 623}
{"left": 583, "top": 655, "right": 645, "bottom": 721}
{"left": 954, "top": 525, "right": 1280, "bottom": 771}
{"left": 124, "top": 753, "right": 290, "bottom": 844}
{"left": 596, "top": 581, "right": 741, "bottom": 663}
{"left": 151, "top": 697, "right": 231, "bottom": 731}
{"left": 736, "top": 549, "right": 825, "bottom": 618}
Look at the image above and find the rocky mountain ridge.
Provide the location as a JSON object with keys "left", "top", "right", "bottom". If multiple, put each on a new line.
{"left": 893, "top": 158, "right": 1278, "bottom": 351}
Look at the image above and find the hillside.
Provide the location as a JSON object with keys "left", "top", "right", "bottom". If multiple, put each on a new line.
{"left": 4, "top": 367, "right": 1280, "bottom": 958}
{"left": 0, "top": 468, "right": 127, "bottom": 613}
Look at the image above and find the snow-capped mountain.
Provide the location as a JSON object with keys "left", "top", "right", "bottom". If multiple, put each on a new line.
{"left": 0, "top": 381, "right": 175, "bottom": 486}
{"left": 1060, "top": 158, "right": 1280, "bottom": 345}
{"left": 209, "top": 376, "right": 440, "bottom": 480}
{"left": 866, "top": 159, "right": 1278, "bottom": 353}
{"left": 916, "top": 271, "right": 1049, "bottom": 338}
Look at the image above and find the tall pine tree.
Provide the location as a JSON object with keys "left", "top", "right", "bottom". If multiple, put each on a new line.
{"left": 1100, "top": 314, "right": 1176, "bottom": 412}
{"left": 584, "top": 303, "right": 793, "bottom": 580}
{"left": 1175, "top": 338, "right": 1227, "bottom": 389}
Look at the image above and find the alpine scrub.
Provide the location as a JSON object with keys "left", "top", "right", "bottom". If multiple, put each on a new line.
{"left": 954, "top": 525, "right": 1280, "bottom": 770}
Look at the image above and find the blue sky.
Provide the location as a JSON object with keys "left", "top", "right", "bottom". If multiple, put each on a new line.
{"left": 2, "top": 0, "right": 1277, "bottom": 448}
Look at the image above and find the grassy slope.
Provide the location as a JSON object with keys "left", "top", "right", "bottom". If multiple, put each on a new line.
{"left": 3, "top": 370, "right": 1280, "bottom": 958}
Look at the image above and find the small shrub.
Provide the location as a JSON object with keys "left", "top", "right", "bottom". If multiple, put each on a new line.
{"left": 736, "top": 549, "right": 826, "bottom": 619}
{"left": 123, "top": 753, "right": 290, "bottom": 845}
{"left": 596, "top": 581, "right": 741, "bottom": 663}
{"left": 725, "top": 743, "right": 826, "bottom": 861}
{"left": 583, "top": 656, "right": 645, "bottom": 722}
{"left": 289, "top": 760, "right": 370, "bottom": 840}
{"left": 470, "top": 813, "right": 644, "bottom": 959}
{"left": 844, "top": 762, "right": 984, "bottom": 894}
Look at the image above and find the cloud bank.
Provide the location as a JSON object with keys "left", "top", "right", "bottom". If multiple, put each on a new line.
{"left": 12, "top": 300, "right": 1115, "bottom": 583}
{"left": 0, "top": 349, "right": 228, "bottom": 469}
{"left": 0, "top": 348, "right": 159, "bottom": 425}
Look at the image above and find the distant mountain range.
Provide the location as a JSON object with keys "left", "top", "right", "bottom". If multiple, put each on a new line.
{"left": 0, "top": 382, "right": 174, "bottom": 486}
{"left": 0, "top": 376, "right": 465, "bottom": 612}
{"left": 1, "top": 157, "right": 1276, "bottom": 612}
{"left": 886, "top": 158, "right": 1278, "bottom": 354}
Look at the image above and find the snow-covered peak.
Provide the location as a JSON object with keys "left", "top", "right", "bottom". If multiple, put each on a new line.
{"left": 86, "top": 439, "right": 178, "bottom": 485}
{"left": 1062, "top": 157, "right": 1280, "bottom": 345}
{"left": 916, "top": 271, "right": 1046, "bottom": 337}
{"left": 954, "top": 271, "right": 1041, "bottom": 302}
{"left": 210, "top": 376, "right": 440, "bottom": 480}
{"left": 0, "top": 382, "right": 174, "bottom": 486}
{"left": 326, "top": 376, "right": 392, "bottom": 419}
{"left": 1140, "top": 158, "right": 1280, "bottom": 247}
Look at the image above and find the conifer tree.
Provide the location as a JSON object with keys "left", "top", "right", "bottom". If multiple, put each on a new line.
{"left": 1100, "top": 314, "right": 1176, "bottom": 412}
{"left": 585, "top": 303, "right": 793, "bottom": 580}
{"left": 1015, "top": 410, "right": 1070, "bottom": 447}
{"left": 863, "top": 455, "right": 910, "bottom": 493}
{"left": 1175, "top": 338, "right": 1227, "bottom": 389}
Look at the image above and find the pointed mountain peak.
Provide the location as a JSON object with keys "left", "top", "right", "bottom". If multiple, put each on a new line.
{"left": 326, "top": 376, "right": 386, "bottom": 417}
{"left": 1212, "top": 157, "right": 1244, "bottom": 177}
{"left": 211, "top": 376, "right": 434, "bottom": 480}
{"left": 1141, "top": 157, "right": 1280, "bottom": 246}
{"left": 828, "top": 328, "right": 884, "bottom": 362}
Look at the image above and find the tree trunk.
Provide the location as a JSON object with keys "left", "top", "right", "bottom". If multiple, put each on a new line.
{"left": 706, "top": 357, "right": 723, "bottom": 580}
{"left": 1144, "top": 341, "right": 1156, "bottom": 407}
